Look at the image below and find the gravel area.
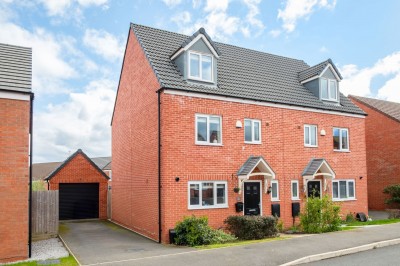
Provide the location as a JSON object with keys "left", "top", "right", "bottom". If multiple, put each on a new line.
{"left": 29, "top": 238, "right": 69, "bottom": 261}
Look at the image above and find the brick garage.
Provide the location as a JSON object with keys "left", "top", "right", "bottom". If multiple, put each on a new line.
{"left": 350, "top": 96, "right": 400, "bottom": 210}
{"left": 46, "top": 149, "right": 109, "bottom": 220}
{"left": 0, "top": 43, "right": 33, "bottom": 263}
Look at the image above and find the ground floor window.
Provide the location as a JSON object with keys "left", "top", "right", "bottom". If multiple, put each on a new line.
{"left": 332, "top": 180, "right": 355, "bottom": 200}
{"left": 188, "top": 181, "right": 228, "bottom": 209}
{"left": 270, "top": 180, "right": 279, "bottom": 201}
{"left": 291, "top": 180, "right": 299, "bottom": 200}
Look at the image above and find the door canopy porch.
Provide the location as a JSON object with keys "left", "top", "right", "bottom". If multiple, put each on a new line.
{"left": 302, "top": 158, "right": 335, "bottom": 192}
{"left": 237, "top": 156, "right": 276, "bottom": 194}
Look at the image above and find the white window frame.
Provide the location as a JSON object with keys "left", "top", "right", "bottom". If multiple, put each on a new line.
{"left": 195, "top": 114, "right": 222, "bottom": 146}
{"left": 332, "top": 179, "right": 356, "bottom": 201}
{"left": 244, "top": 119, "right": 261, "bottom": 144}
{"left": 188, "top": 51, "right": 214, "bottom": 83}
{"left": 188, "top": 181, "right": 228, "bottom": 209}
{"left": 270, "top": 180, "right": 279, "bottom": 201}
{"left": 320, "top": 78, "right": 338, "bottom": 102}
{"left": 333, "top": 127, "right": 350, "bottom": 152}
{"left": 291, "top": 180, "right": 299, "bottom": 200}
{"left": 304, "top": 124, "right": 318, "bottom": 147}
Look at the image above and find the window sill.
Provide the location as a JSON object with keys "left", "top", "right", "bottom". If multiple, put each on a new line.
{"left": 188, "top": 76, "right": 214, "bottom": 84}
{"left": 321, "top": 98, "right": 339, "bottom": 103}
{"left": 333, "top": 149, "right": 350, "bottom": 153}
{"left": 188, "top": 205, "right": 228, "bottom": 210}
{"left": 195, "top": 142, "right": 223, "bottom": 146}
{"left": 271, "top": 199, "right": 280, "bottom": 202}
{"left": 332, "top": 198, "right": 356, "bottom": 202}
{"left": 304, "top": 145, "right": 318, "bottom": 148}
{"left": 244, "top": 141, "right": 262, "bottom": 145}
{"left": 291, "top": 198, "right": 300, "bottom": 201}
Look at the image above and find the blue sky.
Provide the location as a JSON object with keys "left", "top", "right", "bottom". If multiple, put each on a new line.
{"left": 1, "top": 0, "right": 399, "bottom": 162}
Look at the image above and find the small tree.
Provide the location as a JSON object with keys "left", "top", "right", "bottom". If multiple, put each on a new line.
{"left": 300, "top": 194, "right": 341, "bottom": 233}
{"left": 383, "top": 184, "right": 400, "bottom": 208}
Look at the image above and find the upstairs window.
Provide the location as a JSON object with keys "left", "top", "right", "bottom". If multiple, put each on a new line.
{"left": 189, "top": 51, "right": 213, "bottom": 82}
{"left": 196, "top": 114, "right": 222, "bottom": 145}
{"left": 321, "top": 78, "right": 338, "bottom": 101}
{"left": 333, "top": 127, "right": 349, "bottom": 151}
{"left": 304, "top": 124, "right": 317, "bottom": 147}
{"left": 244, "top": 119, "right": 261, "bottom": 144}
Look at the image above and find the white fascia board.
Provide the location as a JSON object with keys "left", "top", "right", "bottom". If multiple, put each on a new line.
{"left": 170, "top": 34, "right": 219, "bottom": 60}
{"left": 164, "top": 89, "right": 365, "bottom": 119}
{"left": 320, "top": 64, "right": 342, "bottom": 81}
{"left": 0, "top": 90, "right": 30, "bottom": 101}
{"left": 300, "top": 76, "right": 319, "bottom": 84}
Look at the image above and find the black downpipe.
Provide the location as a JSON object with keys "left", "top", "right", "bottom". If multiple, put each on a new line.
{"left": 28, "top": 93, "right": 34, "bottom": 257}
{"left": 158, "top": 91, "right": 162, "bottom": 243}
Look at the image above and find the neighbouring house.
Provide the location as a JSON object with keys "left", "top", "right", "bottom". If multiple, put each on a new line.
{"left": 0, "top": 43, "right": 33, "bottom": 262}
{"left": 44, "top": 149, "right": 110, "bottom": 220}
{"left": 349, "top": 95, "right": 400, "bottom": 210}
{"left": 111, "top": 24, "right": 368, "bottom": 243}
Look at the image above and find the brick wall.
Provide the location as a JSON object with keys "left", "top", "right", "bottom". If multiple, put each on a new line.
{"left": 48, "top": 153, "right": 108, "bottom": 219}
{"left": 111, "top": 28, "right": 161, "bottom": 241}
{"left": 159, "top": 93, "right": 368, "bottom": 242}
{"left": 0, "top": 98, "right": 30, "bottom": 263}
{"left": 350, "top": 100, "right": 400, "bottom": 210}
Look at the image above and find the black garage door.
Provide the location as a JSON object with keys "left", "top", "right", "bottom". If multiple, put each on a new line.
{"left": 59, "top": 183, "right": 99, "bottom": 220}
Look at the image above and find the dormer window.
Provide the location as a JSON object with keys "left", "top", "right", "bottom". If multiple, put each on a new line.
{"left": 321, "top": 78, "right": 338, "bottom": 102}
{"left": 188, "top": 51, "right": 213, "bottom": 82}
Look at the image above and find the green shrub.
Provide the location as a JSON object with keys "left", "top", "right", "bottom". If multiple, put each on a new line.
{"left": 383, "top": 184, "right": 400, "bottom": 207}
{"left": 32, "top": 180, "right": 46, "bottom": 191}
{"left": 224, "top": 215, "right": 278, "bottom": 240}
{"left": 174, "top": 216, "right": 236, "bottom": 246}
{"left": 300, "top": 194, "right": 341, "bottom": 233}
{"left": 344, "top": 212, "right": 356, "bottom": 223}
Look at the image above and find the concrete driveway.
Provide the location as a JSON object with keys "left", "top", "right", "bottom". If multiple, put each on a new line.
{"left": 59, "top": 220, "right": 192, "bottom": 265}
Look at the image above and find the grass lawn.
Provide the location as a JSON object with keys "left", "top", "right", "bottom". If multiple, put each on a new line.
{"left": 195, "top": 236, "right": 288, "bottom": 250}
{"left": 6, "top": 255, "right": 78, "bottom": 266}
{"left": 345, "top": 218, "right": 400, "bottom": 226}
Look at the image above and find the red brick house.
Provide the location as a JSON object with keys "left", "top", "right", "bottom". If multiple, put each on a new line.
{"left": 45, "top": 149, "right": 109, "bottom": 220}
{"left": 349, "top": 95, "right": 400, "bottom": 210}
{"left": 112, "top": 24, "right": 368, "bottom": 243}
{"left": 0, "top": 43, "right": 33, "bottom": 262}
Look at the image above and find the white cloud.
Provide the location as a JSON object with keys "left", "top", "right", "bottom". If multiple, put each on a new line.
{"left": 0, "top": 21, "right": 77, "bottom": 94}
{"left": 192, "top": 0, "right": 201, "bottom": 9}
{"left": 38, "top": 0, "right": 108, "bottom": 17}
{"left": 171, "top": 11, "right": 191, "bottom": 25}
{"left": 33, "top": 79, "right": 115, "bottom": 163}
{"left": 269, "top": 29, "right": 281, "bottom": 38}
{"left": 243, "top": 0, "right": 264, "bottom": 30}
{"left": 319, "top": 46, "right": 329, "bottom": 53}
{"left": 340, "top": 52, "right": 400, "bottom": 102}
{"left": 162, "top": 0, "right": 182, "bottom": 8}
{"left": 83, "top": 29, "right": 125, "bottom": 62}
{"left": 278, "top": 0, "right": 336, "bottom": 32}
{"left": 204, "top": 0, "right": 228, "bottom": 12}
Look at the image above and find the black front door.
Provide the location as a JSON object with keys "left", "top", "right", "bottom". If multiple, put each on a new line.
{"left": 307, "top": 181, "right": 321, "bottom": 198}
{"left": 244, "top": 182, "right": 260, "bottom": 215}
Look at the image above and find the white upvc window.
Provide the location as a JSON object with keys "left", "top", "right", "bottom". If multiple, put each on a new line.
{"left": 332, "top": 180, "right": 355, "bottom": 201}
{"left": 195, "top": 114, "right": 222, "bottom": 145}
{"left": 188, "top": 181, "right": 228, "bottom": 209}
{"left": 291, "top": 180, "right": 299, "bottom": 200}
{"left": 304, "top": 124, "right": 317, "bottom": 147}
{"left": 320, "top": 78, "right": 338, "bottom": 102}
{"left": 188, "top": 51, "right": 213, "bottom": 82}
{"left": 271, "top": 180, "right": 279, "bottom": 201}
{"left": 333, "top": 127, "right": 349, "bottom": 151}
{"left": 244, "top": 119, "right": 261, "bottom": 144}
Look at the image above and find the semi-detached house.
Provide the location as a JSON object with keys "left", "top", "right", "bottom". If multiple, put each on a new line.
{"left": 111, "top": 24, "right": 368, "bottom": 243}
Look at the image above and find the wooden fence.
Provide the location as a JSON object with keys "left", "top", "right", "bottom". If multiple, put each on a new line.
{"left": 32, "top": 190, "right": 59, "bottom": 240}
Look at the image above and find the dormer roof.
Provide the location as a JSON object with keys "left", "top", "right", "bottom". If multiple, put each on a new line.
{"left": 170, "top": 27, "right": 221, "bottom": 60}
{"left": 298, "top": 59, "right": 343, "bottom": 83}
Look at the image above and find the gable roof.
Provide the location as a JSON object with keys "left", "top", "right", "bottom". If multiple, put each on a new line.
{"left": 237, "top": 156, "right": 275, "bottom": 177}
{"left": 130, "top": 24, "right": 364, "bottom": 116}
{"left": 0, "top": 43, "right": 32, "bottom": 93}
{"left": 44, "top": 149, "right": 110, "bottom": 181}
{"left": 302, "top": 158, "right": 335, "bottom": 177}
{"left": 349, "top": 95, "right": 400, "bottom": 123}
{"left": 298, "top": 59, "right": 343, "bottom": 83}
{"left": 171, "top": 27, "right": 221, "bottom": 60}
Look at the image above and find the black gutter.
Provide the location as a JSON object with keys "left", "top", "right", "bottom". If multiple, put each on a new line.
{"left": 28, "top": 92, "right": 34, "bottom": 258}
{"left": 158, "top": 90, "right": 162, "bottom": 243}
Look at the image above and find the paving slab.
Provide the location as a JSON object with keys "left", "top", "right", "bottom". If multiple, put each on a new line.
{"left": 59, "top": 220, "right": 192, "bottom": 265}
